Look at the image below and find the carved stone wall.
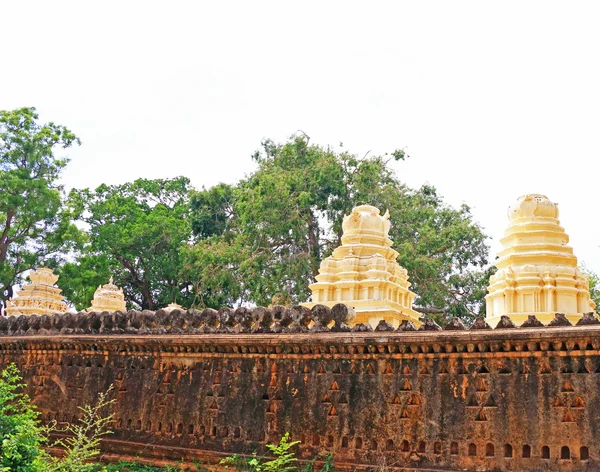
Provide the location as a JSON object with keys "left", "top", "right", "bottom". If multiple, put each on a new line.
{"left": 1, "top": 307, "right": 600, "bottom": 471}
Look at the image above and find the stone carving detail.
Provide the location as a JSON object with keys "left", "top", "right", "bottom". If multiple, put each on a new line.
{"left": 303, "top": 204, "right": 421, "bottom": 327}
{"left": 485, "top": 194, "right": 597, "bottom": 327}
{"left": 0, "top": 304, "right": 592, "bottom": 337}
{"left": 5, "top": 266, "right": 69, "bottom": 316}
{"left": 88, "top": 278, "right": 126, "bottom": 313}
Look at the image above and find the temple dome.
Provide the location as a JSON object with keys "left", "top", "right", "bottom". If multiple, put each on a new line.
{"left": 485, "top": 194, "right": 597, "bottom": 327}
{"left": 6, "top": 266, "right": 69, "bottom": 316}
{"left": 164, "top": 302, "right": 184, "bottom": 312}
{"left": 508, "top": 194, "right": 559, "bottom": 221}
{"left": 88, "top": 278, "right": 126, "bottom": 313}
{"left": 304, "top": 204, "right": 421, "bottom": 327}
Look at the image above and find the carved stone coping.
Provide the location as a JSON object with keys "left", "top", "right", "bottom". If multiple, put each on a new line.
{"left": 0, "top": 308, "right": 596, "bottom": 337}
{"left": 2, "top": 323, "right": 600, "bottom": 358}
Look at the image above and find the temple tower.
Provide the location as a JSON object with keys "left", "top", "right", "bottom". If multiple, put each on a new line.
{"left": 88, "top": 278, "right": 127, "bottom": 313}
{"left": 485, "top": 194, "right": 597, "bottom": 327}
{"left": 5, "top": 266, "right": 69, "bottom": 316}
{"left": 164, "top": 302, "right": 184, "bottom": 312}
{"left": 304, "top": 204, "right": 421, "bottom": 327}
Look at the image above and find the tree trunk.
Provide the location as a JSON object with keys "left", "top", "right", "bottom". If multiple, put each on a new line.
{"left": 141, "top": 283, "right": 155, "bottom": 310}
{"left": 0, "top": 209, "right": 15, "bottom": 263}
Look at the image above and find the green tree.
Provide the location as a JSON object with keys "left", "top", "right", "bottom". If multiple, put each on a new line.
{"left": 0, "top": 107, "right": 80, "bottom": 314}
{"left": 60, "top": 177, "right": 193, "bottom": 311}
{"left": 188, "top": 134, "right": 491, "bottom": 320}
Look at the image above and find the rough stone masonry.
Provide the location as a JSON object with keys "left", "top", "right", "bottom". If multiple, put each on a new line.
{"left": 0, "top": 305, "right": 599, "bottom": 471}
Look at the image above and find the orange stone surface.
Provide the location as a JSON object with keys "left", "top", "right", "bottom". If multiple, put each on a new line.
{"left": 0, "top": 307, "right": 599, "bottom": 471}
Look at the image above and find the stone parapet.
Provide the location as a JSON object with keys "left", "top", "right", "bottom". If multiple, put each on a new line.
{"left": 1, "top": 305, "right": 598, "bottom": 337}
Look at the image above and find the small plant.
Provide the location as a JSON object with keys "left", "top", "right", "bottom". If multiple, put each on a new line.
{"left": 45, "top": 386, "right": 116, "bottom": 472}
{"left": 97, "top": 461, "right": 185, "bottom": 471}
{"left": 261, "top": 433, "right": 300, "bottom": 472}
{"left": 220, "top": 433, "right": 334, "bottom": 472}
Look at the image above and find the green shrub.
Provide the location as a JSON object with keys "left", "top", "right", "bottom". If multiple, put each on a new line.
{"left": 45, "top": 387, "right": 115, "bottom": 472}
{"left": 220, "top": 433, "right": 335, "bottom": 472}
{"left": 0, "top": 363, "right": 48, "bottom": 472}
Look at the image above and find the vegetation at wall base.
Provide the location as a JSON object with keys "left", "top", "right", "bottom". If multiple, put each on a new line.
{"left": 0, "top": 363, "right": 334, "bottom": 472}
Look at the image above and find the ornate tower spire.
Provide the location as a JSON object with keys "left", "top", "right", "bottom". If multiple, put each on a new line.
{"left": 5, "top": 267, "right": 69, "bottom": 316}
{"left": 304, "top": 204, "right": 421, "bottom": 327}
{"left": 88, "top": 278, "right": 127, "bottom": 313}
{"left": 485, "top": 194, "right": 597, "bottom": 326}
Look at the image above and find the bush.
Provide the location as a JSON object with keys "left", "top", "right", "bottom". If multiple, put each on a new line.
{"left": 0, "top": 363, "right": 48, "bottom": 471}
{"left": 45, "top": 387, "right": 115, "bottom": 472}
{"left": 220, "top": 433, "right": 335, "bottom": 472}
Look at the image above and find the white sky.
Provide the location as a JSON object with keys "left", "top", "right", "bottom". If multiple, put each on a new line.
{"left": 2, "top": 1, "right": 599, "bottom": 273}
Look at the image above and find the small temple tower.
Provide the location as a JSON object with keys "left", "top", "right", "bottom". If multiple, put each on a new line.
{"left": 304, "top": 204, "right": 421, "bottom": 327}
{"left": 163, "top": 302, "right": 184, "bottom": 312}
{"left": 88, "top": 278, "right": 127, "bottom": 313}
{"left": 485, "top": 194, "right": 597, "bottom": 327}
{"left": 5, "top": 266, "right": 69, "bottom": 316}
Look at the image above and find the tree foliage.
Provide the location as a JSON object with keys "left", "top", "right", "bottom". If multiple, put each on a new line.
{"left": 0, "top": 108, "right": 495, "bottom": 321}
{"left": 580, "top": 264, "right": 600, "bottom": 310}
{"left": 60, "top": 177, "right": 193, "bottom": 311}
{"left": 0, "top": 364, "right": 47, "bottom": 471}
{"left": 0, "top": 107, "right": 80, "bottom": 314}
{"left": 188, "top": 134, "right": 491, "bottom": 320}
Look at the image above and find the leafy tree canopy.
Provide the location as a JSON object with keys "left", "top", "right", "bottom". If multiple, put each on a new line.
{"left": 59, "top": 177, "right": 193, "bottom": 311}
{"left": 188, "top": 133, "right": 491, "bottom": 321}
{"left": 0, "top": 110, "right": 493, "bottom": 323}
{"left": 0, "top": 107, "right": 80, "bottom": 314}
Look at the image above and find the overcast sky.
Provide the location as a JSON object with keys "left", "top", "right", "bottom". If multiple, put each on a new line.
{"left": 2, "top": 1, "right": 599, "bottom": 273}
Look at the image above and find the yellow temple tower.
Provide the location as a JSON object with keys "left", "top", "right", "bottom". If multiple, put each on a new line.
{"left": 88, "top": 278, "right": 127, "bottom": 313}
{"left": 6, "top": 266, "right": 69, "bottom": 316}
{"left": 485, "top": 194, "right": 597, "bottom": 327}
{"left": 164, "top": 302, "right": 184, "bottom": 312}
{"left": 304, "top": 204, "right": 421, "bottom": 327}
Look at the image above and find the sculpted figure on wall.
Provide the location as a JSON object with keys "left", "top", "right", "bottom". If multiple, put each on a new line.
{"left": 485, "top": 194, "right": 597, "bottom": 327}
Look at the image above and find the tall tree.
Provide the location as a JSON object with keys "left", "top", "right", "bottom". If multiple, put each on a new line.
{"left": 188, "top": 134, "right": 491, "bottom": 321}
{"left": 0, "top": 107, "right": 80, "bottom": 314}
{"left": 60, "top": 177, "right": 193, "bottom": 311}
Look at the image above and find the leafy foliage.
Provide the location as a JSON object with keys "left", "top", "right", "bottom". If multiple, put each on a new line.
{"left": 188, "top": 134, "right": 491, "bottom": 320}
{"left": 0, "top": 363, "right": 186, "bottom": 471}
{"left": 45, "top": 387, "right": 115, "bottom": 471}
{"left": 96, "top": 463, "right": 185, "bottom": 472}
{"left": 0, "top": 107, "right": 494, "bottom": 320}
{"left": 580, "top": 264, "right": 600, "bottom": 310}
{"left": 0, "top": 363, "right": 48, "bottom": 471}
{"left": 219, "top": 433, "right": 334, "bottom": 472}
{"left": 0, "top": 107, "right": 80, "bottom": 314}
{"left": 60, "top": 177, "right": 193, "bottom": 310}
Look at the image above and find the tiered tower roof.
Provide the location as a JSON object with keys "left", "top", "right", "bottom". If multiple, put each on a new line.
{"left": 304, "top": 204, "right": 421, "bottom": 327}
{"left": 6, "top": 266, "right": 69, "bottom": 316}
{"left": 88, "top": 277, "right": 126, "bottom": 313}
{"left": 485, "top": 194, "right": 597, "bottom": 327}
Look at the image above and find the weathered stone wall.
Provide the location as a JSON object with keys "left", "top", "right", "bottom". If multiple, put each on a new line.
{"left": 1, "top": 306, "right": 600, "bottom": 471}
